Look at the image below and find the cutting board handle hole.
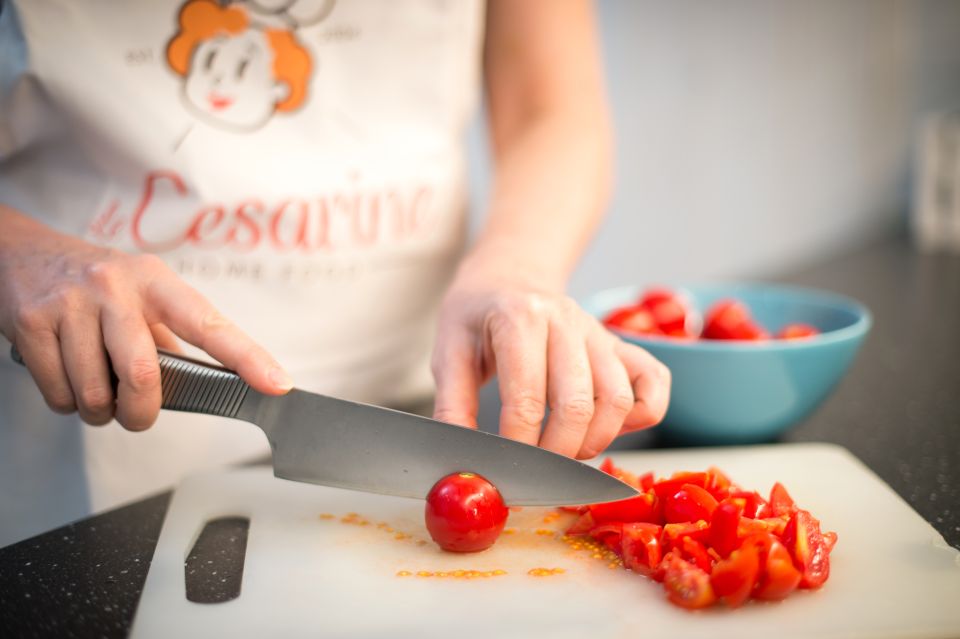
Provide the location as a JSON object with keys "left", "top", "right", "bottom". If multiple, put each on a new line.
{"left": 185, "top": 516, "right": 250, "bottom": 604}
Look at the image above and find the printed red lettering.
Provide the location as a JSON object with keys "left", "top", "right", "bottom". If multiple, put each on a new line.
{"left": 130, "top": 171, "right": 190, "bottom": 253}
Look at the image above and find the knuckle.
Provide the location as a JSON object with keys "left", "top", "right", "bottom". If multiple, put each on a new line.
{"left": 605, "top": 389, "right": 636, "bottom": 415}
{"left": 12, "top": 304, "right": 48, "bottom": 333}
{"left": 556, "top": 394, "right": 595, "bottom": 424}
{"left": 79, "top": 385, "right": 113, "bottom": 413}
{"left": 46, "top": 391, "right": 77, "bottom": 415}
{"left": 503, "top": 393, "right": 547, "bottom": 427}
{"left": 125, "top": 357, "right": 161, "bottom": 393}
{"left": 83, "top": 260, "right": 123, "bottom": 292}
{"left": 494, "top": 293, "right": 543, "bottom": 324}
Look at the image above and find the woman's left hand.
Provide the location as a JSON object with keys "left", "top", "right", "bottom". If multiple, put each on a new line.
{"left": 431, "top": 266, "right": 671, "bottom": 460}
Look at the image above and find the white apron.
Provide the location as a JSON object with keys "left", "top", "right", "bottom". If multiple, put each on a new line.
{"left": 0, "top": 0, "right": 484, "bottom": 532}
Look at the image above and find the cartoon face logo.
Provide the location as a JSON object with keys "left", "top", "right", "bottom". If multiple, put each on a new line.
{"left": 166, "top": 0, "right": 330, "bottom": 131}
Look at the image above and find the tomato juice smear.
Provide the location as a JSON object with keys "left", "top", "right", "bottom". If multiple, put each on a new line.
{"left": 319, "top": 511, "right": 427, "bottom": 546}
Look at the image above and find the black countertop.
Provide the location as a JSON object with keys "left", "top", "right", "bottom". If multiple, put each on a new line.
{"left": 2, "top": 235, "right": 959, "bottom": 638}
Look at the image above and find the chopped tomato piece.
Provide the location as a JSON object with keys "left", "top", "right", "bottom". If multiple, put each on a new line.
{"left": 743, "top": 533, "right": 802, "bottom": 600}
{"left": 661, "top": 520, "right": 709, "bottom": 552}
{"left": 681, "top": 537, "right": 713, "bottom": 573}
{"left": 736, "top": 516, "right": 787, "bottom": 537}
{"left": 783, "top": 509, "right": 831, "bottom": 589}
{"left": 704, "top": 466, "right": 733, "bottom": 500}
{"left": 566, "top": 511, "right": 596, "bottom": 536}
{"left": 638, "top": 472, "right": 655, "bottom": 492}
{"left": 664, "top": 484, "right": 719, "bottom": 524}
{"left": 599, "top": 457, "right": 618, "bottom": 476}
{"left": 653, "top": 472, "right": 709, "bottom": 498}
{"left": 589, "top": 523, "right": 624, "bottom": 553}
{"left": 728, "top": 490, "right": 766, "bottom": 519}
{"left": 823, "top": 530, "right": 838, "bottom": 553}
{"left": 709, "top": 500, "right": 743, "bottom": 558}
{"left": 558, "top": 505, "right": 588, "bottom": 514}
{"left": 702, "top": 299, "right": 769, "bottom": 341}
{"left": 621, "top": 523, "right": 662, "bottom": 576}
{"left": 604, "top": 305, "right": 660, "bottom": 336}
{"left": 589, "top": 492, "right": 660, "bottom": 525}
{"left": 598, "top": 457, "right": 643, "bottom": 490}
{"left": 710, "top": 541, "right": 760, "bottom": 608}
{"left": 662, "top": 554, "right": 717, "bottom": 609}
{"left": 768, "top": 482, "right": 798, "bottom": 518}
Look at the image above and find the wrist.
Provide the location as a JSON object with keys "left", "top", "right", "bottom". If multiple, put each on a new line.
{"left": 453, "top": 237, "right": 568, "bottom": 294}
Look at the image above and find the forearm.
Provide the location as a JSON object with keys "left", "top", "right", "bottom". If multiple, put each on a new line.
{"left": 458, "top": 0, "right": 612, "bottom": 293}
{"left": 461, "top": 109, "right": 612, "bottom": 292}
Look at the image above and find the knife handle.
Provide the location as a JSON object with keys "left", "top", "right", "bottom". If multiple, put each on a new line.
{"left": 10, "top": 344, "right": 251, "bottom": 419}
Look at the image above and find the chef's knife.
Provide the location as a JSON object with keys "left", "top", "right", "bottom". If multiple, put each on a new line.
{"left": 10, "top": 345, "right": 637, "bottom": 506}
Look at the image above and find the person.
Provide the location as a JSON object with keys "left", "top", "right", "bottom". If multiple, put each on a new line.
{"left": 0, "top": 0, "right": 670, "bottom": 544}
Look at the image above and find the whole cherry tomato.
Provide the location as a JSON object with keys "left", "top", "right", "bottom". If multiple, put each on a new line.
{"left": 424, "top": 472, "right": 508, "bottom": 553}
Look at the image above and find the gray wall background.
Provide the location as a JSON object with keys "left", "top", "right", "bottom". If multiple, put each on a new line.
{"left": 467, "top": 0, "right": 960, "bottom": 296}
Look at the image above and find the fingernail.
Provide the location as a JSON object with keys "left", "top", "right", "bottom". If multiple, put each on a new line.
{"left": 269, "top": 366, "right": 293, "bottom": 391}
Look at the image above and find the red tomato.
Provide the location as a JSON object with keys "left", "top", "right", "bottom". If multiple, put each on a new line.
{"left": 652, "top": 471, "right": 709, "bottom": 498}
{"left": 566, "top": 510, "right": 597, "bottom": 536}
{"left": 603, "top": 305, "right": 660, "bottom": 336}
{"left": 704, "top": 466, "right": 734, "bottom": 500}
{"left": 823, "top": 530, "right": 839, "bottom": 553}
{"left": 728, "top": 490, "right": 767, "bottom": 519}
{"left": 680, "top": 537, "right": 713, "bottom": 573}
{"left": 589, "top": 523, "right": 624, "bottom": 552}
{"left": 424, "top": 472, "right": 508, "bottom": 553}
{"left": 766, "top": 482, "right": 798, "bottom": 518}
{"left": 663, "top": 484, "right": 719, "bottom": 524}
{"left": 638, "top": 288, "right": 701, "bottom": 336}
{"left": 570, "top": 460, "right": 836, "bottom": 611}
{"left": 710, "top": 542, "right": 761, "bottom": 608}
{"left": 702, "top": 299, "right": 769, "bottom": 341}
{"left": 777, "top": 323, "right": 820, "bottom": 339}
{"left": 743, "top": 533, "right": 802, "bottom": 600}
{"left": 782, "top": 509, "right": 831, "bottom": 589}
{"left": 709, "top": 500, "right": 743, "bottom": 559}
{"left": 661, "top": 520, "right": 710, "bottom": 552}
{"left": 662, "top": 554, "right": 717, "bottom": 609}
{"left": 589, "top": 492, "right": 660, "bottom": 525}
{"left": 598, "top": 457, "right": 646, "bottom": 491}
{"left": 621, "top": 523, "right": 663, "bottom": 576}
{"left": 737, "top": 516, "right": 787, "bottom": 538}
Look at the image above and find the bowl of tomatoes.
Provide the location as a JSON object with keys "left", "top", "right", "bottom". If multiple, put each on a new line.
{"left": 584, "top": 283, "right": 871, "bottom": 443}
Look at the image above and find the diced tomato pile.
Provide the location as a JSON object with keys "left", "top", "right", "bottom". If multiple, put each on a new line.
{"left": 603, "top": 287, "right": 820, "bottom": 342}
{"left": 564, "top": 458, "right": 837, "bottom": 610}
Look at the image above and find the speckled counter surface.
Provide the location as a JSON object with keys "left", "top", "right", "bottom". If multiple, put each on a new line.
{"left": 1, "top": 236, "right": 958, "bottom": 638}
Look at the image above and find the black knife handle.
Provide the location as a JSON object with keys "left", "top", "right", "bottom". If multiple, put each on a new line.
{"left": 10, "top": 344, "right": 250, "bottom": 419}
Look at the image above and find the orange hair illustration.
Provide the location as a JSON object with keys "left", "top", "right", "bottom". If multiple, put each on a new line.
{"left": 166, "top": 0, "right": 312, "bottom": 112}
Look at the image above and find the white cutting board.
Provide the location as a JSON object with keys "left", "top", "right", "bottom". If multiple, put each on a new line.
{"left": 132, "top": 443, "right": 960, "bottom": 639}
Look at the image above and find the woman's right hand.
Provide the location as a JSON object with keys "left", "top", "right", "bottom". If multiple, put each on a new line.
{"left": 0, "top": 206, "right": 292, "bottom": 430}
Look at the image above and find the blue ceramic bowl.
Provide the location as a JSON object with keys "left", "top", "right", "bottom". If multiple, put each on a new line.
{"left": 582, "top": 283, "right": 871, "bottom": 444}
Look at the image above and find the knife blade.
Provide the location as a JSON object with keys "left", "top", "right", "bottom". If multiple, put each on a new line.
{"left": 10, "top": 345, "right": 638, "bottom": 506}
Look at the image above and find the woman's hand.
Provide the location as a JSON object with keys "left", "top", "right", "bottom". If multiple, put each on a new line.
{"left": 0, "top": 207, "right": 292, "bottom": 430}
{"left": 431, "top": 260, "right": 671, "bottom": 460}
